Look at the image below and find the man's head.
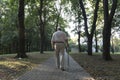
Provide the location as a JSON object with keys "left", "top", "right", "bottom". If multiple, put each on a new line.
{"left": 57, "top": 27, "right": 61, "bottom": 31}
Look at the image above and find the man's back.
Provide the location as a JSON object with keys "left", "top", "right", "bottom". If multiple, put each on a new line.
{"left": 51, "top": 30, "right": 67, "bottom": 43}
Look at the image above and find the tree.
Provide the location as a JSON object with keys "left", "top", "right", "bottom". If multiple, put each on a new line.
{"left": 68, "top": 0, "right": 83, "bottom": 52}
{"left": 16, "top": 0, "right": 27, "bottom": 58}
{"left": 102, "top": 0, "right": 117, "bottom": 60}
{"left": 75, "top": 12, "right": 82, "bottom": 52}
{"left": 79, "top": 0, "right": 100, "bottom": 55}
{"left": 0, "top": 0, "right": 69, "bottom": 55}
{"left": 77, "top": 25, "right": 82, "bottom": 52}
{"left": 94, "top": 30, "right": 98, "bottom": 52}
{"left": 39, "top": 0, "right": 44, "bottom": 53}
{"left": 54, "top": 1, "right": 62, "bottom": 31}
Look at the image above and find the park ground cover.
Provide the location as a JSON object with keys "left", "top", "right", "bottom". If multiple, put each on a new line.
{"left": 0, "top": 52, "right": 120, "bottom": 80}
{"left": 0, "top": 52, "right": 53, "bottom": 80}
{"left": 71, "top": 53, "right": 120, "bottom": 80}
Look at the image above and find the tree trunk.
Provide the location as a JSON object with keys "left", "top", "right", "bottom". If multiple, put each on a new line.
{"left": 78, "top": 31, "right": 81, "bottom": 52}
{"left": 79, "top": 0, "right": 100, "bottom": 55}
{"left": 89, "top": 0, "right": 100, "bottom": 55}
{"left": 16, "top": 0, "right": 27, "bottom": 58}
{"left": 77, "top": 11, "right": 82, "bottom": 52}
{"left": 87, "top": 35, "right": 92, "bottom": 55}
{"left": 26, "top": 40, "right": 31, "bottom": 52}
{"left": 103, "top": 0, "right": 117, "bottom": 60}
{"left": 0, "top": 32, "right": 1, "bottom": 52}
{"left": 103, "top": 0, "right": 112, "bottom": 60}
{"left": 39, "top": 0, "right": 45, "bottom": 54}
{"left": 40, "top": 31, "right": 45, "bottom": 53}
{"left": 103, "top": 30, "right": 112, "bottom": 60}
{"left": 111, "top": 36, "right": 114, "bottom": 54}
{"left": 95, "top": 30, "right": 98, "bottom": 52}
{"left": 16, "top": 41, "right": 19, "bottom": 53}
{"left": 79, "top": 0, "right": 89, "bottom": 53}
{"left": 8, "top": 44, "right": 11, "bottom": 54}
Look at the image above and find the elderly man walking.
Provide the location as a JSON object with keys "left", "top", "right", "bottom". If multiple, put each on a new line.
{"left": 51, "top": 27, "right": 68, "bottom": 71}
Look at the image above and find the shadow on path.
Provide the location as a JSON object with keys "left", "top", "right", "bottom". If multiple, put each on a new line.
{"left": 17, "top": 55, "right": 94, "bottom": 80}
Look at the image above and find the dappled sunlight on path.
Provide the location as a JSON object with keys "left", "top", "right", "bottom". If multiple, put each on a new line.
{"left": 17, "top": 54, "right": 94, "bottom": 80}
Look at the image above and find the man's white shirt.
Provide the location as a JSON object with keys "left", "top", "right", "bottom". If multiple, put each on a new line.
{"left": 51, "top": 30, "right": 67, "bottom": 43}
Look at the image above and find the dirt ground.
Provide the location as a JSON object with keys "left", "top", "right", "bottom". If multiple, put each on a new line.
{"left": 71, "top": 53, "right": 120, "bottom": 80}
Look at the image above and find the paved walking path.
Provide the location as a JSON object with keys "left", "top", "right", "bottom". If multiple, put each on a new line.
{"left": 17, "top": 55, "right": 94, "bottom": 80}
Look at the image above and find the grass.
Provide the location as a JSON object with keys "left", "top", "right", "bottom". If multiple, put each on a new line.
{"left": 71, "top": 52, "right": 120, "bottom": 80}
{"left": 0, "top": 52, "right": 53, "bottom": 80}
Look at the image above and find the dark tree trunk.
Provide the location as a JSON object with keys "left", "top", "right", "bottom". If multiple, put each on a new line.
{"left": 0, "top": 16, "right": 3, "bottom": 53}
{"left": 0, "top": 32, "right": 1, "bottom": 52}
{"left": 111, "top": 36, "right": 114, "bottom": 54}
{"left": 0, "top": 16, "right": 1, "bottom": 50}
{"left": 12, "top": 40, "right": 18, "bottom": 53}
{"left": 28, "top": 42, "right": 31, "bottom": 52}
{"left": 40, "top": 31, "right": 45, "bottom": 53}
{"left": 103, "top": 0, "right": 117, "bottom": 60}
{"left": 8, "top": 44, "right": 11, "bottom": 54}
{"left": 16, "top": 41, "right": 19, "bottom": 53}
{"left": 95, "top": 30, "right": 98, "bottom": 52}
{"left": 87, "top": 35, "right": 92, "bottom": 55}
{"left": 79, "top": 0, "right": 100, "bottom": 55}
{"left": 39, "top": 0, "right": 43, "bottom": 53}
{"left": 26, "top": 41, "right": 29, "bottom": 52}
{"left": 77, "top": 11, "right": 82, "bottom": 52}
{"left": 16, "top": 0, "right": 27, "bottom": 58}
{"left": 26, "top": 40, "right": 31, "bottom": 52}
{"left": 90, "top": 0, "right": 100, "bottom": 54}
{"left": 79, "top": 0, "right": 89, "bottom": 53}
{"left": 39, "top": 0, "right": 46, "bottom": 54}
{"left": 78, "top": 31, "right": 81, "bottom": 52}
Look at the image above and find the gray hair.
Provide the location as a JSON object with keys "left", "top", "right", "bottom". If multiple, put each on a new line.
{"left": 57, "top": 27, "right": 61, "bottom": 30}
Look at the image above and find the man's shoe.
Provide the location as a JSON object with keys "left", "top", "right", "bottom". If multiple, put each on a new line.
{"left": 61, "top": 68, "right": 65, "bottom": 71}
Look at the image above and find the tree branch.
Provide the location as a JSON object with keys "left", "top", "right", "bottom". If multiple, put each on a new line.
{"left": 109, "top": 0, "right": 117, "bottom": 24}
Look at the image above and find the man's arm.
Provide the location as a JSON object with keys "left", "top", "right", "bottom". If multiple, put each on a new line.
{"left": 65, "top": 39, "right": 69, "bottom": 47}
{"left": 51, "top": 33, "right": 55, "bottom": 49}
{"left": 63, "top": 32, "right": 69, "bottom": 47}
{"left": 51, "top": 41, "right": 54, "bottom": 49}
